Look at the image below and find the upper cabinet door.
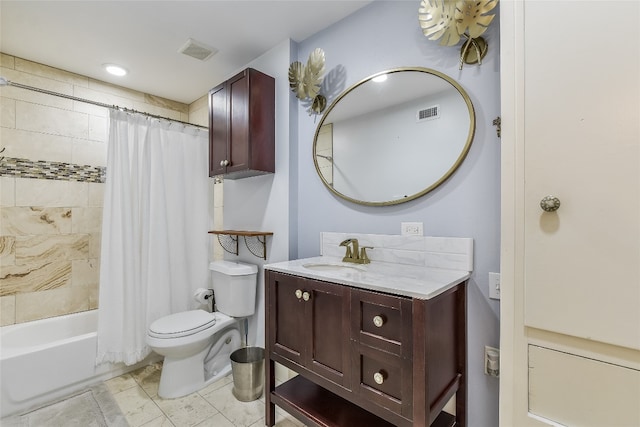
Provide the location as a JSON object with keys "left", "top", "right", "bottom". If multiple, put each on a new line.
{"left": 227, "top": 72, "right": 250, "bottom": 174}
{"left": 209, "top": 83, "right": 228, "bottom": 176}
{"left": 521, "top": 1, "right": 640, "bottom": 351}
{"left": 208, "top": 68, "right": 275, "bottom": 179}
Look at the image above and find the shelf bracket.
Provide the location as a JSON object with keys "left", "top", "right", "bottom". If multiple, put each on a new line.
{"left": 244, "top": 235, "right": 268, "bottom": 260}
{"left": 216, "top": 234, "right": 239, "bottom": 256}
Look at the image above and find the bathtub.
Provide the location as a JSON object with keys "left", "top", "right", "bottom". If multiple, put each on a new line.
{"left": 0, "top": 310, "right": 154, "bottom": 418}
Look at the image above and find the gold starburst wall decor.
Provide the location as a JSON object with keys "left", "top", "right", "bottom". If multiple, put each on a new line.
{"left": 288, "top": 48, "right": 327, "bottom": 115}
{"left": 418, "top": 0, "right": 498, "bottom": 69}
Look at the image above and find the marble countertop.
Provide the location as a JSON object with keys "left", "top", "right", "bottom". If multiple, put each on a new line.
{"left": 264, "top": 256, "right": 470, "bottom": 300}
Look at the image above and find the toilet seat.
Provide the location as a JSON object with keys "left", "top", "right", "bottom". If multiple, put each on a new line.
{"left": 148, "top": 309, "right": 216, "bottom": 339}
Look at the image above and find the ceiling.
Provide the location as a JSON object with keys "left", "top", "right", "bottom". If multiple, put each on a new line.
{"left": 0, "top": 1, "right": 372, "bottom": 104}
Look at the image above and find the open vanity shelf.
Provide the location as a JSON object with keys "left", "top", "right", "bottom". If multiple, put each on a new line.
{"left": 271, "top": 375, "right": 456, "bottom": 427}
{"left": 208, "top": 230, "right": 273, "bottom": 260}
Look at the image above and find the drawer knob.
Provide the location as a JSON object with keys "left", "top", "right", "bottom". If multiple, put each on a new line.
{"left": 373, "top": 372, "right": 385, "bottom": 385}
{"left": 295, "top": 289, "right": 303, "bottom": 299}
{"left": 302, "top": 291, "right": 310, "bottom": 301}
{"left": 373, "top": 315, "right": 385, "bottom": 328}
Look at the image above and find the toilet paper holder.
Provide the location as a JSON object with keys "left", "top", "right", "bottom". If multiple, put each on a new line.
{"left": 194, "top": 288, "right": 215, "bottom": 310}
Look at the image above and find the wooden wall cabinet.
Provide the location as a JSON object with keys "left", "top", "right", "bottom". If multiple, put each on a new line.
{"left": 208, "top": 68, "right": 275, "bottom": 179}
{"left": 265, "top": 270, "right": 467, "bottom": 427}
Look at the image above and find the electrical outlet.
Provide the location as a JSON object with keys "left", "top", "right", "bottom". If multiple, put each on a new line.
{"left": 489, "top": 272, "right": 500, "bottom": 300}
{"left": 484, "top": 346, "right": 500, "bottom": 377}
{"left": 401, "top": 222, "right": 423, "bottom": 236}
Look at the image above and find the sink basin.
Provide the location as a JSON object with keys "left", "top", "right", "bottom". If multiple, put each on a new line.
{"left": 302, "top": 263, "right": 365, "bottom": 273}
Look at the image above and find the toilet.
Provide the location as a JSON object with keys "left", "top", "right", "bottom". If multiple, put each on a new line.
{"left": 146, "top": 260, "right": 258, "bottom": 399}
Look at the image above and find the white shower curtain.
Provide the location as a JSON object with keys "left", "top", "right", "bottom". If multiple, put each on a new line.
{"left": 96, "top": 110, "right": 209, "bottom": 366}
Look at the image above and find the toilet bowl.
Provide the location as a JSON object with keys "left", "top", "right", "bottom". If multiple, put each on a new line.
{"left": 146, "top": 260, "right": 258, "bottom": 399}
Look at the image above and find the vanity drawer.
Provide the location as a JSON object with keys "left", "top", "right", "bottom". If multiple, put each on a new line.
{"left": 352, "top": 342, "right": 413, "bottom": 419}
{"left": 351, "top": 289, "right": 412, "bottom": 357}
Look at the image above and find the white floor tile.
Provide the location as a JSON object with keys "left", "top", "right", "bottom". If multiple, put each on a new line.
{"left": 112, "top": 385, "right": 164, "bottom": 427}
{"left": 193, "top": 412, "right": 236, "bottom": 427}
{"left": 154, "top": 392, "right": 220, "bottom": 427}
{"left": 201, "top": 383, "right": 264, "bottom": 427}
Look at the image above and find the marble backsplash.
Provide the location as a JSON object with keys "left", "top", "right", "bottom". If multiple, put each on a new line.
{"left": 320, "top": 231, "right": 474, "bottom": 271}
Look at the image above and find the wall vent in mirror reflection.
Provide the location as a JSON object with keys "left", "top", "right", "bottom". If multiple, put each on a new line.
{"left": 417, "top": 105, "right": 440, "bottom": 122}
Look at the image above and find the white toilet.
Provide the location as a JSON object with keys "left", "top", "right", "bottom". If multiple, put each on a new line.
{"left": 146, "top": 260, "right": 258, "bottom": 399}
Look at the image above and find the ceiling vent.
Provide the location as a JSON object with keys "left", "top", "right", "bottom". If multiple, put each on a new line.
{"left": 417, "top": 105, "right": 440, "bottom": 122}
{"left": 178, "top": 38, "right": 218, "bottom": 61}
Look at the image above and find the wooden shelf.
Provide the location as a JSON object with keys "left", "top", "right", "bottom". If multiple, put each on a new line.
{"left": 272, "top": 376, "right": 395, "bottom": 427}
{"left": 271, "top": 376, "right": 456, "bottom": 427}
{"left": 208, "top": 230, "right": 273, "bottom": 259}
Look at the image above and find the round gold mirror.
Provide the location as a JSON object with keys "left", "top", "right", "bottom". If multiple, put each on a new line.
{"left": 313, "top": 67, "right": 475, "bottom": 206}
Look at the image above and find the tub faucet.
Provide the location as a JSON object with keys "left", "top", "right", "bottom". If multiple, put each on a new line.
{"left": 339, "top": 238, "right": 372, "bottom": 264}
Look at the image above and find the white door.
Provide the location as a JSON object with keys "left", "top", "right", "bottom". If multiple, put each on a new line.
{"left": 500, "top": 1, "right": 640, "bottom": 426}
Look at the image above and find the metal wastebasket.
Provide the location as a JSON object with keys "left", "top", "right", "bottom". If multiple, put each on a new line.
{"left": 230, "top": 347, "right": 265, "bottom": 401}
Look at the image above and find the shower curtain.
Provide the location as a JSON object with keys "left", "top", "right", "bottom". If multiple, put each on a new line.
{"left": 96, "top": 110, "right": 209, "bottom": 366}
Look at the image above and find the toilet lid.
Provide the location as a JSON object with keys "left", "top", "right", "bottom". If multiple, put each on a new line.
{"left": 148, "top": 309, "right": 216, "bottom": 339}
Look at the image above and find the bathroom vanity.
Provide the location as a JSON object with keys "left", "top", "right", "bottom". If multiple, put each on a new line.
{"left": 264, "top": 251, "right": 469, "bottom": 427}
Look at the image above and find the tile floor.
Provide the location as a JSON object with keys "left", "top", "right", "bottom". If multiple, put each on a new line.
{"left": 106, "top": 362, "right": 305, "bottom": 427}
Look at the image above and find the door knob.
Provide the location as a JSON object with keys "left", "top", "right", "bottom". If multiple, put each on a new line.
{"left": 540, "top": 195, "right": 561, "bottom": 212}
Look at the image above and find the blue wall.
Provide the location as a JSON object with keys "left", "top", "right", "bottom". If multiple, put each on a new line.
{"left": 293, "top": 2, "right": 501, "bottom": 426}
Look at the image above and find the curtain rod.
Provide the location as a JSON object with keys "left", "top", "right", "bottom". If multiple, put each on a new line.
{"left": 0, "top": 77, "right": 208, "bottom": 130}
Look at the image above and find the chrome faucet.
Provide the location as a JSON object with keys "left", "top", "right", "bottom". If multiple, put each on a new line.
{"left": 339, "top": 238, "right": 372, "bottom": 264}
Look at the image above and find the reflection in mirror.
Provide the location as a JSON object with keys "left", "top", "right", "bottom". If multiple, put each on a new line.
{"left": 313, "top": 67, "right": 475, "bottom": 206}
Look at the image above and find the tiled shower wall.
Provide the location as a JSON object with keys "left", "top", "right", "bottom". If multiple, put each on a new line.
{"left": 0, "top": 52, "right": 200, "bottom": 326}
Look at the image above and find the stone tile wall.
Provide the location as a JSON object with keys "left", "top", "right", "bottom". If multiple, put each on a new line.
{"left": 0, "top": 53, "right": 196, "bottom": 325}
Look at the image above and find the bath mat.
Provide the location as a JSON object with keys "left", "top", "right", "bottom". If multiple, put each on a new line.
{"left": 1, "top": 383, "right": 128, "bottom": 427}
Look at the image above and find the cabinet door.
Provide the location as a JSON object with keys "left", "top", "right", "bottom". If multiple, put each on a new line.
{"left": 208, "top": 83, "right": 227, "bottom": 177}
{"left": 306, "top": 278, "right": 351, "bottom": 388}
{"left": 268, "top": 273, "right": 306, "bottom": 366}
{"left": 226, "top": 71, "right": 250, "bottom": 174}
{"left": 522, "top": 0, "right": 640, "bottom": 351}
{"left": 500, "top": 1, "right": 640, "bottom": 425}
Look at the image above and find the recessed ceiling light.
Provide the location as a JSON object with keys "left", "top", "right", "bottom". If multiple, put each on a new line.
{"left": 372, "top": 74, "right": 388, "bottom": 83}
{"left": 103, "top": 64, "right": 128, "bottom": 77}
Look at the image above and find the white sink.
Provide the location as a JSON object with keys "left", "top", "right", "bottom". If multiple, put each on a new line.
{"left": 302, "top": 263, "right": 365, "bottom": 273}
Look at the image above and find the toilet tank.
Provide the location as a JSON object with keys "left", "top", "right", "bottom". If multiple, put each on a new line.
{"left": 209, "top": 260, "right": 258, "bottom": 317}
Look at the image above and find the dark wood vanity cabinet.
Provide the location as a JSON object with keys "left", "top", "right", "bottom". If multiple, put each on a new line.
{"left": 208, "top": 68, "right": 274, "bottom": 179}
{"left": 268, "top": 273, "right": 351, "bottom": 388}
{"left": 265, "top": 270, "right": 467, "bottom": 427}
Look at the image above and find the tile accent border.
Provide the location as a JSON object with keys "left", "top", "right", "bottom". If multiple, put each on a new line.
{"left": 0, "top": 157, "right": 105, "bottom": 183}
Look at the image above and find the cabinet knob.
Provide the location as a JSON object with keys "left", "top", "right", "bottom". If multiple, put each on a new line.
{"left": 540, "top": 195, "right": 561, "bottom": 212}
{"left": 220, "top": 159, "right": 230, "bottom": 167}
{"left": 373, "top": 315, "right": 385, "bottom": 328}
{"left": 295, "top": 289, "right": 303, "bottom": 299}
{"left": 373, "top": 372, "right": 385, "bottom": 385}
{"left": 302, "top": 291, "right": 310, "bottom": 302}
